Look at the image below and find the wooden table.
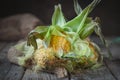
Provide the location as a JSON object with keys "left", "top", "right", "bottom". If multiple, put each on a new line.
{"left": 0, "top": 37, "right": 120, "bottom": 80}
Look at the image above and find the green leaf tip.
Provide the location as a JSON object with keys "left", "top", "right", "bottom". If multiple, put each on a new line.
{"left": 73, "top": 0, "right": 82, "bottom": 15}
{"left": 52, "top": 4, "right": 66, "bottom": 27}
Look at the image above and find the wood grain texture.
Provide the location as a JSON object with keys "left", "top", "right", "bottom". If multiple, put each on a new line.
{"left": 0, "top": 59, "right": 12, "bottom": 80}
{"left": 77, "top": 66, "right": 116, "bottom": 80}
{"left": 105, "top": 59, "right": 120, "bottom": 80}
{"left": 22, "top": 69, "right": 58, "bottom": 80}
{"left": 63, "top": 66, "right": 116, "bottom": 80}
{"left": 4, "top": 64, "right": 25, "bottom": 80}
{"left": 0, "top": 43, "right": 15, "bottom": 59}
{"left": 0, "top": 43, "right": 15, "bottom": 80}
{"left": 21, "top": 66, "right": 116, "bottom": 80}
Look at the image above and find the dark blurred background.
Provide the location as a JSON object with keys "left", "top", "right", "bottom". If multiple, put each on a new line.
{"left": 0, "top": 0, "right": 120, "bottom": 36}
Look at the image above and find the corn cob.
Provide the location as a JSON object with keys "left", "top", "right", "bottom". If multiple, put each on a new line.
{"left": 16, "top": 0, "right": 104, "bottom": 72}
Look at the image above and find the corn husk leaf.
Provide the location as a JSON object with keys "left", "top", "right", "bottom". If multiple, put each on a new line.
{"left": 52, "top": 4, "right": 66, "bottom": 27}
{"left": 51, "top": 26, "right": 65, "bottom": 36}
{"left": 91, "top": 63, "right": 103, "bottom": 69}
{"left": 94, "top": 23, "right": 112, "bottom": 58}
{"left": 79, "top": 18, "right": 97, "bottom": 39}
{"left": 27, "top": 26, "right": 49, "bottom": 49}
{"left": 15, "top": 41, "right": 34, "bottom": 66}
{"left": 63, "top": 5, "right": 89, "bottom": 32}
{"left": 73, "top": 0, "right": 82, "bottom": 15}
{"left": 15, "top": 41, "right": 34, "bottom": 55}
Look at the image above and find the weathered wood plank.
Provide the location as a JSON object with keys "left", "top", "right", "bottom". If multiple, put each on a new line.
{"left": 21, "top": 65, "right": 116, "bottom": 80}
{"left": 0, "top": 59, "right": 12, "bottom": 80}
{"left": 0, "top": 42, "right": 16, "bottom": 80}
{"left": 4, "top": 64, "right": 25, "bottom": 80}
{"left": 103, "top": 41, "right": 120, "bottom": 80}
{"left": 67, "top": 66, "right": 116, "bottom": 80}
{"left": 105, "top": 59, "right": 120, "bottom": 80}
{"left": 22, "top": 69, "right": 58, "bottom": 80}
{"left": 0, "top": 42, "right": 16, "bottom": 59}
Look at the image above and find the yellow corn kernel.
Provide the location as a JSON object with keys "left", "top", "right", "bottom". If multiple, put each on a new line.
{"left": 50, "top": 35, "right": 71, "bottom": 53}
{"left": 33, "top": 48, "right": 55, "bottom": 68}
